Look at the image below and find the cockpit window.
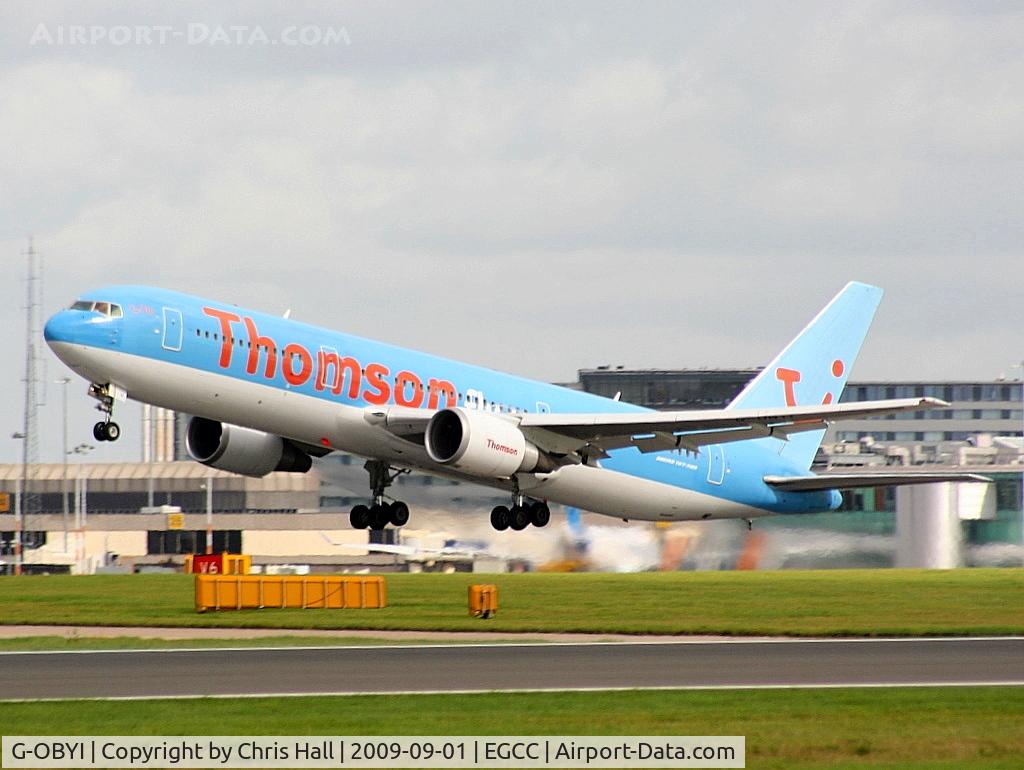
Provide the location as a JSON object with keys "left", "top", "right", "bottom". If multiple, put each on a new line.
{"left": 68, "top": 300, "right": 123, "bottom": 318}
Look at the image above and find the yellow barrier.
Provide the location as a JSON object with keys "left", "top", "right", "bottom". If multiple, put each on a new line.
{"left": 469, "top": 584, "right": 498, "bottom": 618}
{"left": 195, "top": 575, "right": 387, "bottom": 612}
{"left": 183, "top": 553, "right": 251, "bottom": 575}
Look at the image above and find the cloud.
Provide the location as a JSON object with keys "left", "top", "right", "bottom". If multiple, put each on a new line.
{"left": 1, "top": 1, "right": 1023, "bottom": 463}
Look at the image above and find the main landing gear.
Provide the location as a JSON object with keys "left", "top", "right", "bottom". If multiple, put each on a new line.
{"left": 490, "top": 497, "right": 551, "bottom": 531}
{"left": 349, "top": 459, "right": 411, "bottom": 531}
{"left": 88, "top": 383, "right": 121, "bottom": 442}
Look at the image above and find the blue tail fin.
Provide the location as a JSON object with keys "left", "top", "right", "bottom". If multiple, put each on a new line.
{"left": 728, "top": 281, "right": 883, "bottom": 469}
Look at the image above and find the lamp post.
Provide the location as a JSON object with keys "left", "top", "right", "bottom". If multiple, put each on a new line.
{"left": 56, "top": 377, "right": 71, "bottom": 552}
{"left": 205, "top": 472, "right": 214, "bottom": 554}
{"left": 69, "top": 444, "right": 93, "bottom": 573}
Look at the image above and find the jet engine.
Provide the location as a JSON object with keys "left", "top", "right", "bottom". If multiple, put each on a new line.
{"left": 186, "top": 417, "right": 312, "bottom": 478}
{"left": 425, "top": 408, "right": 555, "bottom": 478}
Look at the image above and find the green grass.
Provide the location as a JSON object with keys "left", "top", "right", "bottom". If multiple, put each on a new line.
{"left": 0, "top": 569, "right": 1022, "bottom": 636}
{"left": 0, "top": 636, "right": 460, "bottom": 652}
{"left": 1, "top": 687, "right": 1021, "bottom": 769}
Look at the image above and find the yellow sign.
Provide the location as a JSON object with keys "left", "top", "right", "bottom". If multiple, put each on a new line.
{"left": 167, "top": 512, "right": 185, "bottom": 530}
{"left": 0, "top": 493, "right": 8, "bottom": 512}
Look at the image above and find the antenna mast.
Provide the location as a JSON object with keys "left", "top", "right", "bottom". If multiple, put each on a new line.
{"left": 17, "top": 238, "right": 42, "bottom": 575}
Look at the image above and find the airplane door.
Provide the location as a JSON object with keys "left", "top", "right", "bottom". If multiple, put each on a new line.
{"left": 707, "top": 445, "right": 725, "bottom": 485}
{"left": 162, "top": 307, "right": 183, "bottom": 352}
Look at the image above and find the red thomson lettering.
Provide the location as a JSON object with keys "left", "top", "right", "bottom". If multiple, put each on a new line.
{"left": 203, "top": 307, "right": 241, "bottom": 369}
{"left": 283, "top": 343, "right": 313, "bottom": 387}
{"left": 427, "top": 378, "right": 457, "bottom": 409}
{"left": 776, "top": 367, "right": 801, "bottom": 407}
{"left": 486, "top": 438, "right": 519, "bottom": 456}
{"left": 244, "top": 316, "right": 278, "bottom": 379}
{"left": 316, "top": 349, "right": 362, "bottom": 399}
{"left": 363, "top": 362, "right": 391, "bottom": 405}
{"left": 394, "top": 370, "right": 424, "bottom": 408}
{"left": 204, "top": 312, "right": 458, "bottom": 411}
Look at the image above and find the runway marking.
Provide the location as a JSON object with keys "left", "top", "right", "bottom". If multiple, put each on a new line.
{"left": 1, "top": 681, "right": 1023, "bottom": 703}
{"left": 0, "top": 635, "right": 1021, "bottom": 656}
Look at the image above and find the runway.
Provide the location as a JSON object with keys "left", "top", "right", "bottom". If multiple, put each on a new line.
{"left": 2, "top": 637, "right": 1023, "bottom": 700}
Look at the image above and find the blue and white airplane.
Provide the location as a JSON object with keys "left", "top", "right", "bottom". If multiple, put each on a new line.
{"left": 43, "top": 281, "right": 986, "bottom": 532}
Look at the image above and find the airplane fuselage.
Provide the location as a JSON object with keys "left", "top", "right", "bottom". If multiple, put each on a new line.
{"left": 44, "top": 286, "right": 841, "bottom": 523}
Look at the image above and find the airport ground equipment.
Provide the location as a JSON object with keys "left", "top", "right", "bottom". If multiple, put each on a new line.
{"left": 195, "top": 574, "right": 386, "bottom": 612}
{"left": 184, "top": 553, "right": 251, "bottom": 575}
{"left": 469, "top": 584, "right": 498, "bottom": 618}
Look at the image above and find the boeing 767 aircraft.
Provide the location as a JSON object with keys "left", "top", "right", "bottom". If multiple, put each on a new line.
{"left": 43, "top": 281, "right": 986, "bottom": 531}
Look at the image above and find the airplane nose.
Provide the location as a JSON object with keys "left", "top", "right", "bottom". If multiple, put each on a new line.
{"left": 43, "top": 309, "right": 79, "bottom": 346}
{"left": 43, "top": 311, "right": 72, "bottom": 344}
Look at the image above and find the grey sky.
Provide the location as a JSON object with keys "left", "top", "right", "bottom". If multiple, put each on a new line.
{"left": 2, "top": 1, "right": 1023, "bottom": 465}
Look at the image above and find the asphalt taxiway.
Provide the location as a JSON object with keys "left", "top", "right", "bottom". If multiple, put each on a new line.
{"left": 3, "top": 637, "right": 1023, "bottom": 700}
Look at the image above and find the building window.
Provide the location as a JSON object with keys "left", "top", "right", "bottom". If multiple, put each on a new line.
{"left": 146, "top": 530, "right": 242, "bottom": 555}
{"left": 995, "top": 478, "right": 1022, "bottom": 512}
{"left": 981, "top": 385, "right": 1002, "bottom": 401}
{"left": 368, "top": 528, "right": 397, "bottom": 546}
{"left": 0, "top": 531, "right": 46, "bottom": 555}
{"left": 951, "top": 386, "right": 973, "bottom": 402}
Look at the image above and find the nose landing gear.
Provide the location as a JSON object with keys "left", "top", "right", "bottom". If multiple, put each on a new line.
{"left": 88, "top": 383, "right": 122, "bottom": 442}
{"left": 93, "top": 420, "right": 120, "bottom": 442}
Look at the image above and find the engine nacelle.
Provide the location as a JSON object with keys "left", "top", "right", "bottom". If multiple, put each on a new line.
{"left": 425, "top": 408, "right": 544, "bottom": 478}
{"left": 186, "top": 417, "right": 312, "bottom": 478}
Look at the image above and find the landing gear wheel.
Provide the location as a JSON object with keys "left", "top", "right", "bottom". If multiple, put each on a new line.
{"left": 509, "top": 505, "right": 530, "bottom": 531}
{"left": 93, "top": 422, "right": 108, "bottom": 442}
{"left": 388, "top": 501, "right": 410, "bottom": 527}
{"left": 490, "top": 505, "right": 510, "bottom": 531}
{"left": 350, "top": 504, "right": 370, "bottom": 529}
{"left": 528, "top": 501, "right": 551, "bottom": 528}
{"left": 368, "top": 503, "right": 390, "bottom": 531}
{"left": 103, "top": 422, "right": 120, "bottom": 442}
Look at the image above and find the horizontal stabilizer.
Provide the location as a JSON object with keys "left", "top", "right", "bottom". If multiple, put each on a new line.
{"left": 764, "top": 472, "right": 992, "bottom": 492}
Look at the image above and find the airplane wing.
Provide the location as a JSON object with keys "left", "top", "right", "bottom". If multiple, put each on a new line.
{"left": 516, "top": 397, "right": 949, "bottom": 457}
{"left": 764, "top": 472, "right": 991, "bottom": 491}
{"left": 366, "top": 398, "right": 949, "bottom": 459}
